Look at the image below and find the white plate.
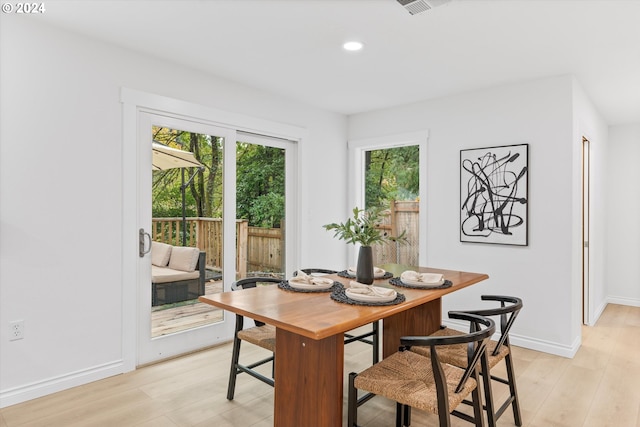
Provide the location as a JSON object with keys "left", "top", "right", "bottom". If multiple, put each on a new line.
{"left": 347, "top": 268, "right": 387, "bottom": 278}
{"left": 400, "top": 279, "right": 445, "bottom": 288}
{"left": 345, "top": 288, "right": 397, "bottom": 303}
{"left": 400, "top": 271, "right": 445, "bottom": 287}
{"left": 288, "top": 278, "right": 334, "bottom": 290}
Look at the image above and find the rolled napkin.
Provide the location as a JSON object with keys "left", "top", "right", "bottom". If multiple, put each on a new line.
{"left": 347, "top": 266, "right": 387, "bottom": 278}
{"left": 290, "top": 271, "right": 334, "bottom": 287}
{"left": 400, "top": 270, "right": 445, "bottom": 286}
{"left": 346, "top": 280, "right": 397, "bottom": 300}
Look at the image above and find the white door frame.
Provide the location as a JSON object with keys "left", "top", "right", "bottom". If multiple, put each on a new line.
{"left": 121, "top": 88, "right": 303, "bottom": 369}
{"left": 582, "top": 136, "right": 591, "bottom": 325}
{"left": 346, "top": 130, "right": 429, "bottom": 267}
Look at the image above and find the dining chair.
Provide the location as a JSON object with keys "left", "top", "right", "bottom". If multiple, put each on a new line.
{"left": 411, "top": 295, "right": 523, "bottom": 426}
{"left": 297, "top": 268, "right": 380, "bottom": 365}
{"left": 226, "top": 276, "right": 282, "bottom": 400}
{"left": 348, "top": 312, "right": 495, "bottom": 427}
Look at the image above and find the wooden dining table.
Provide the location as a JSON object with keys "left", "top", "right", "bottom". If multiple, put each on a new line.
{"left": 199, "top": 263, "right": 488, "bottom": 426}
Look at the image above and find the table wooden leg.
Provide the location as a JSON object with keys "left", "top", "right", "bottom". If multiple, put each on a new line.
{"left": 382, "top": 298, "right": 442, "bottom": 358}
{"left": 274, "top": 328, "right": 344, "bottom": 426}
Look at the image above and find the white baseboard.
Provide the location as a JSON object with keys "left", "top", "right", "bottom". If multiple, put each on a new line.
{"left": 607, "top": 295, "right": 640, "bottom": 307}
{"left": 508, "top": 332, "right": 580, "bottom": 358}
{"left": 0, "top": 360, "right": 125, "bottom": 409}
{"left": 587, "top": 299, "right": 609, "bottom": 326}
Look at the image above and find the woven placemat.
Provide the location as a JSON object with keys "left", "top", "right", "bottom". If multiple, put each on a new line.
{"left": 330, "top": 284, "right": 406, "bottom": 306}
{"left": 337, "top": 270, "right": 394, "bottom": 280}
{"left": 278, "top": 280, "right": 340, "bottom": 293}
{"left": 388, "top": 277, "right": 453, "bottom": 290}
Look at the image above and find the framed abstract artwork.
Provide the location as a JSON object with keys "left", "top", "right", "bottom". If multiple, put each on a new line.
{"left": 460, "top": 143, "right": 529, "bottom": 246}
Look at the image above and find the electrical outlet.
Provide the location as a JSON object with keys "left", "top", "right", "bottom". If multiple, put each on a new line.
{"left": 9, "top": 320, "right": 24, "bottom": 341}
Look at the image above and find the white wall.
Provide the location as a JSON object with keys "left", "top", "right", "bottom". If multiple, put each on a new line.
{"left": 0, "top": 18, "right": 347, "bottom": 407}
{"left": 348, "top": 76, "right": 586, "bottom": 356}
{"left": 607, "top": 124, "right": 640, "bottom": 306}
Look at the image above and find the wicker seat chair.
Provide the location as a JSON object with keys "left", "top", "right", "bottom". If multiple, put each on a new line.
{"left": 298, "top": 268, "right": 380, "bottom": 365}
{"left": 226, "top": 277, "right": 281, "bottom": 400}
{"left": 411, "top": 295, "right": 523, "bottom": 426}
{"left": 348, "top": 312, "right": 495, "bottom": 427}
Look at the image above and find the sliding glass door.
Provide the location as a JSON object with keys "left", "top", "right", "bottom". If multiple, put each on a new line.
{"left": 235, "top": 132, "right": 291, "bottom": 280}
{"left": 137, "top": 112, "right": 236, "bottom": 365}
{"left": 136, "top": 112, "right": 298, "bottom": 365}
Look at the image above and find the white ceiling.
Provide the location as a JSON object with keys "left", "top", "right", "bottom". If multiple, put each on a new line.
{"left": 32, "top": 0, "right": 640, "bottom": 125}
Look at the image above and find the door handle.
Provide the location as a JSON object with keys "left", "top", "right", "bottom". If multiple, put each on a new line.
{"left": 139, "top": 228, "right": 152, "bottom": 257}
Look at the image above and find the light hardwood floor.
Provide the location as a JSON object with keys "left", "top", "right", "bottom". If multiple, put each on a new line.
{"left": 1, "top": 304, "right": 639, "bottom": 427}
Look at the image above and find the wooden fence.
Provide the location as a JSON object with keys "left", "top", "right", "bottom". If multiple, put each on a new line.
{"left": 372, "top": 200, "right": 419, "bottom": 266}
{"left": 151, "top": 218, "right": 284, "bottom": 276}
{"left": 151, "top": 218, "right": 249, "bottom": 277}
{"left": 247, "top": 226, "right": 283, "bottom": 273}
{"left": 152, "top": 200, "right": 418, "bottom": 276}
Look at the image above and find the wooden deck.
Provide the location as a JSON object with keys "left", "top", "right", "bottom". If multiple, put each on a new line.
{"left": 151, "top": 280, "right": 224, "bottom": 337}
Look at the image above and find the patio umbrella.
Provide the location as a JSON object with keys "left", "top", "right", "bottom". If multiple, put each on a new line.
{"left": 152, "top": 142, "right": 203, "bottom": 170}
{"left": 152, "top": 142, "right": 205, "bottom": 246}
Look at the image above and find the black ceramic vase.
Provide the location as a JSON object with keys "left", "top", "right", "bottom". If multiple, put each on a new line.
{"left": 356, "top": 246, "right": 374, "bottom": 284}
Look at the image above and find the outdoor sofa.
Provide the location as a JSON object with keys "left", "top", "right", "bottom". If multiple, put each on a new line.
{"left": 151, "top": 241, "right": 206, "bottom": 306}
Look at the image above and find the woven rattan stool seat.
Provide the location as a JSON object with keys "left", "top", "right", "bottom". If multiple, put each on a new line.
{"left": 237, "top": 325, "right": 276, "bottom": 352}
{"left": 354, "top": 350, "right": 476, "bottom": 414}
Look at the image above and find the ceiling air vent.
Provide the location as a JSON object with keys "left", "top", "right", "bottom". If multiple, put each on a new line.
{"left": 396, "top": 0, "right": 451, "bottom": 15}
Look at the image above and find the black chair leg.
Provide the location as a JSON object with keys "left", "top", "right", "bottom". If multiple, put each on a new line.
{"left": 396, "top": 403, "right": 411, "bottom": 427}
{"left": 348, "top": 373, "right": 358, "bottom": 427}
{"left": 226, "top": 316, "right": 243, "bottom": 400}
{"left": 372, "top": 320, "right": 379, "bottom": 364}
{"left": 405, "top": 405, "right": 411, "bottom": 426}
{"left": 505, "top": 353, "right": 522, "bottom": 426}
{"left": 271, "top": 355, "right": 275, "bottom": 378}
{"left": 480, "top": 355, "right": 496, "bottom": 427}
{"left": 471, "top": 382, "right": 485, "bottom": 427}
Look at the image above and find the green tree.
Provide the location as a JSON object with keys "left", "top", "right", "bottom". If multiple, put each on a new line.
{"left": 365, "top": 145, "right": 419, "bottom": 209}
{"left": 152, "top": 129, "right": 285, "bottom": 228}
{"left": 151, "top": 127, "right": 223, "bottom": 219}
{"left": 236, "top": 142, "right": 285, "bottom": 227}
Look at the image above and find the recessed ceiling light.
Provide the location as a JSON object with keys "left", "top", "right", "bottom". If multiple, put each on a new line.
{"left": 343, "top": 41, "right": 364, "bottom": 52}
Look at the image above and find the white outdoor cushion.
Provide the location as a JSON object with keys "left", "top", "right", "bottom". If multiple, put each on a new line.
{"left": 151, "top": 266, "right": 199, "bottom": 283}
{"left": 168, "top": 246, "right": 200, "bottom": 272}
{"left": 151, "top": 241, "right": 172, "bottom": 267}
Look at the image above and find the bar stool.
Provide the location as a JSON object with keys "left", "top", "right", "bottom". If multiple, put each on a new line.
{"left": 226, "top": 277, "right": 281, "bottom": 400}
{"left": 411, "top": 295, "right": 523, "bottom": 426}
{"left": 348, "top": 312, "right": 495, "bottom": 427}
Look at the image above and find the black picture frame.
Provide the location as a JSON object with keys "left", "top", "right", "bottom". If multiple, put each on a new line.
{"left": 460, "top": 143, "right": 529, "bottom": 246}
